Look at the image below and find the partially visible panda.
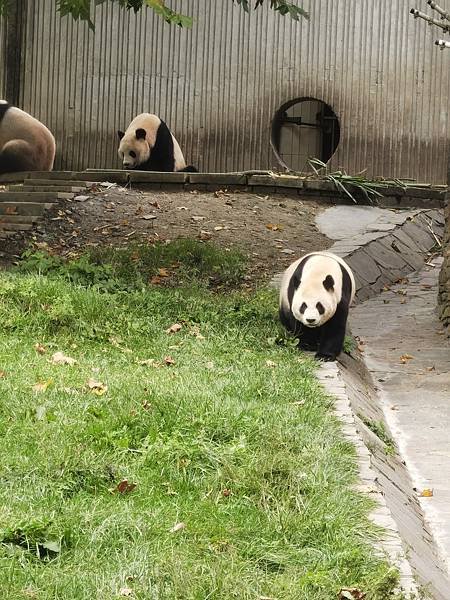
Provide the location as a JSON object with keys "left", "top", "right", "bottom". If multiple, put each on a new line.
{"left": 0, "top": 101, "right": 56, "bottom": 173}
{"left": 117, "top": 113, "right": 197, "bottom": 173}
{"left": 279, "top": 251, "right": 356, "bottom": 361}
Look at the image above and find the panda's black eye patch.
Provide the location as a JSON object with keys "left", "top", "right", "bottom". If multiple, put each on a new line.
{"left": 316, "top": 302, "right": 325, "bottom": 315}
{"left": 300, "top": 302, "right": 307, "bottom": 314}
{"left": 129, "top": 151, "right": 136, "bottom": 158}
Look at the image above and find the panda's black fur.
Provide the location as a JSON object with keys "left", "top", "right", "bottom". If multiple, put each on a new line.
{"left": 279, "top": 252, "right": 355, "bottom": 361}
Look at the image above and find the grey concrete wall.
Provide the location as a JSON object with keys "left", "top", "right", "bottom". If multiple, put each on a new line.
{"left": 2, "top": 0, "right": 450, "bottom": 180}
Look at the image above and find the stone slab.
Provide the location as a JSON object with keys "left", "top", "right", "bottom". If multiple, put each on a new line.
{"left": 316, "top": 205, "right": 387, "bottom": 240}
{"left": 128, "top": 171, "right": 187, "bottom": 183}
{"left": 187, "top": 173, "right": 247, "bottom": 185}
{"left": 31, "top": 170, "right": 130, "bottom": 183}
{"left": 365, "top": 239, "right": 409, "bottom": 270}
{"left": 345, "top": 249, "right": 382, "bottom": 285}
{"left": 376, "top": 236, "right": 424, "bottom": 271}
{"left": 0, "top": 191, "right": 64, "bottom": 202}
{"left": 401, "top": 221, "right": 436, "bottom": 252}
{"left": 247, "top": 174, "right": 305, "bottom": 189}
{"left": 0, "top": 202, "right": 52, "bottom": 215}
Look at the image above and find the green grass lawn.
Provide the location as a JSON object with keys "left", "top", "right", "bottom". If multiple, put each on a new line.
{"left": 0, "top": 242, "right": 404, "bottom": 599}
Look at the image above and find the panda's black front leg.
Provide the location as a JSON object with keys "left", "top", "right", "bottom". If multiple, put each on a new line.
{"left": 315, "top": 304, "right": 348, "bottom": 361}
{"left": 279, "top": 306, "right": 301, "bottom": 336}
{"left": 298, "top": 325, "right": 320, "bottom": 351}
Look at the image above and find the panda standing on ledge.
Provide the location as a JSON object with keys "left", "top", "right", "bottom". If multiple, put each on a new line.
{"left": 117, "top": 113, "right": 197, "bottom": 173}
{"left": 279, "top": 252, "right": 355, "bottom": 361}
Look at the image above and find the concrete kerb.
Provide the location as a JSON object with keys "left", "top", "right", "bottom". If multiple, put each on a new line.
{"left": 317, "top": 361, "right": 420, "bottom": 597}
{"left": 0, "top": 171, "right": 446, "bottom": 209}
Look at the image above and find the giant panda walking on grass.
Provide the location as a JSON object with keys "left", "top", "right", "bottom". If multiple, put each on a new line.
{"left": 0, "top": 101, "right": 56, "bottom": 173}
{"left": 279, "top": 251, "right": 356, "bottom": 361}
{"left": 117, "top": 113, "right": 197, "bottom": 173}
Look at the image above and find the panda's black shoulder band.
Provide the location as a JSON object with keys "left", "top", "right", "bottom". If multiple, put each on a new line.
{"left": 0, "top": 101, "right": 11, "bottom": 122}
{"left": 287, "top": 255, "right": 310, "bottom": 308}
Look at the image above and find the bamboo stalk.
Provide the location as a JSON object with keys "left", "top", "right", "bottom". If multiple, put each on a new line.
{"left": 410, "top": 8, "right": 450, "bottom": 32}
{"left": 427, "top": 0, "right": 450, "bottom": 22}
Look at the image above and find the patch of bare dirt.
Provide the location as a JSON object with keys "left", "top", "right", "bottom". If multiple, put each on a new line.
{"left": 0, "top": 185, "right": 332, "bottom": 283}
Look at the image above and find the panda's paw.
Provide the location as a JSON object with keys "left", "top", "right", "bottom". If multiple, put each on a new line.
{"left": 314, "top": 352, "right": 337, "bottom": 362}
{"left": 298, "top": 342, "right": 318, "bottom": 352}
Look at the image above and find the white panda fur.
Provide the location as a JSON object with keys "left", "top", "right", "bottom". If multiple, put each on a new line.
{"left": 279, "top": 251, "right": 355, "bottom": 361}
{"left": 0, "top": 102, "right": 56, "bottom": 173}
{"left": 117, "top": 113, "right": 197, "bottom": 172}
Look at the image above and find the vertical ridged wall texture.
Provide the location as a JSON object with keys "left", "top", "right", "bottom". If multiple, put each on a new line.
{"left": 0, "top": 17, "right": 6, "bottom": 97}
{"left": 3, "top": 0, "right": 450, "bottom": 181}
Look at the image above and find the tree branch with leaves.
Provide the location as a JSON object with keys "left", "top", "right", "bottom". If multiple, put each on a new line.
{"left": 0, "top": 0, "right": 309, "bottom": 29}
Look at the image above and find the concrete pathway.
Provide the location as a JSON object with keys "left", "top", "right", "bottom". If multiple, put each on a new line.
{"left": 350, "top": 258, "right": 450, "bottom": 575}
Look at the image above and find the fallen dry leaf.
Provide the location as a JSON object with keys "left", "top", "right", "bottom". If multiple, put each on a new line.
{"left": 222, "top": 488, "right": 231, "bottom": 497}
{"left": 32, "top": 379, "right": 53, "bottom": 393}
{"left": 339, "top": 588, "right": 366, "bottom": 600}
{"left": 115, "top": 480, "right": 137, "bottom": 494}
{"left": 419, "top": 488, "right": 434, "bottom": 497}
{"left": 119, "top": 588, "right": 133, "bottom": 597}
{"left": 265, "top": 223, "right": 283, "bottom": 231}
{"left": 190, "top": 325, "right": 205, "bottom": 340}
{"left": 139, "top": 358, "right": 160, "bottom": 367}
{"left": 0, "top": 370, "right": 5, "bottom": 379}
{"left": 266, "top": 360, "right": 277, "bottom": 368}
{"left": 166, "top": 323, "right": 182, "bottom": 334}
{"left": 150, "top": 275, "right": 162, "bottom": 285}
{"left": 34, "top": 343, "right": 47, "bottom": 355}
{"left": 164, "top": 356, "right": 176, "bottom": 366}
{"left": 198, "top": 230, "right": 212, "bottom": 241}
{"left": 51, "top": 351, "right": 77, "bottom": 366}
{"left": 158, "top": 268, "right": 170, "bottom": 278}
{"left": 426, "top": 366, "right": 436, "bottom": 372}
{"left": 400, "top": 354, "right": 414, "bottom": 364}
{"left": 87, "top": 378, "right": 108, "bottom": 396}
{"left": 169, "top": 522, "right": 186, "bottom": 533}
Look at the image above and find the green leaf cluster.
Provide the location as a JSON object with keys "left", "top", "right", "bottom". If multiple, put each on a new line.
{"left": 0, "top": 0, "right": 308, "bottom": 28}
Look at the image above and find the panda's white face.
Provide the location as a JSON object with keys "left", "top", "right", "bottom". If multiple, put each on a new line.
{"left": 117, "top": 128, "right": 150, "bottom": 169}
{"left": 291, "top": 286, "right": 337, "bottom": 328}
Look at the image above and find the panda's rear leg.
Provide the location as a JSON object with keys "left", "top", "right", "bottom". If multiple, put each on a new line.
{"left": 0, "top": 140, "right": 37, "bottom": 173}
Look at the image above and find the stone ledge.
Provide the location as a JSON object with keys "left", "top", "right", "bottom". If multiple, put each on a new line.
{"left": 0, "top": 170, "right": 446, "bottom": 208}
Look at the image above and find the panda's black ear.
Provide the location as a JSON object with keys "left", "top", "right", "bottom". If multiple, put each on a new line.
{"left": 323, "top": 275, "right": 334, "bottom": 291}
{"left": 117, "top": 130, "right": 125, "bottom": 140}
{"left": 135, "top": 128, "right": 147, "bottom": 140}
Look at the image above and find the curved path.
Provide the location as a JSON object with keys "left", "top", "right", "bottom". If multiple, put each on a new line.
{"left": 315, "top": 205, "right": 450, "bottom": 598}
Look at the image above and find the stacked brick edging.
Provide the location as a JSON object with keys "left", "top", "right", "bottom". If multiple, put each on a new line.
{"left": 337, "top": 210, "right": 444, "bottom": 302}
{"left": 0, "top": 170, "right": 446, "bottom": 210}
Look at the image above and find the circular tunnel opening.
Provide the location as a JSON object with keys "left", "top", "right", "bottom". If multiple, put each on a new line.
{"left": 271, "top": 97, "right": 340, "bottom": 172}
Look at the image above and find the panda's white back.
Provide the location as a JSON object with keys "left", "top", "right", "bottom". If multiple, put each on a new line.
{"left": 0, "top": 106, "right": 55, "bottom": 149}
